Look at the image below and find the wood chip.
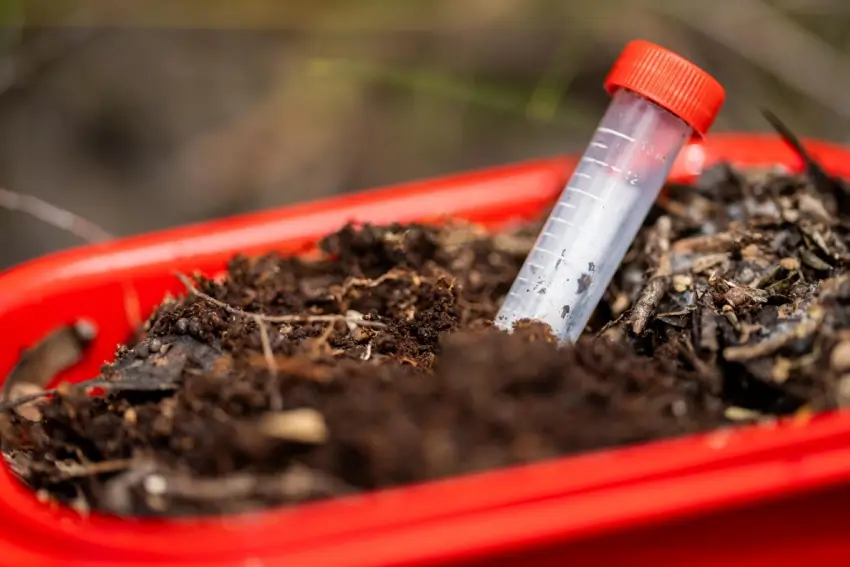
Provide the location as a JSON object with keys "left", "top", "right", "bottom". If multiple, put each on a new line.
{"left": 256, "top": 408, "right": 329, "bottom": 444}
{"left": 723, "top": 318, "right": 819, "bottom": 362}
{"left": 724, "top": 406, "right": 763, "bottom": 421}
{"left": 797, "top": 193, "right": 834, "bottom": 225}
{"left": 629, "top": 276, "right": 670, "bottom": 335}
{"left": 800, "top": 249, "right": 832, "bottom": 272}
{"left": 691, "top": 253, "right": 731, "bottom": 274}
{"left": 672, "top": 231, "right": 740, "bottom": 254}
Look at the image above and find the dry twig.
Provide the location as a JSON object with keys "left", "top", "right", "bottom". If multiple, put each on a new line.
{"left": 0, "top": 374, "right": 182, "bottom": 414}
{"left": 723, "top": 318, "right": 820, "bottom": 362}
{"left": 629, "top": 216, "right": 673, "bottom": 335}
{"left": 0, "top": 387, "right": 58, "bottom": 413}
{"left": 55, "top": 459, "right": 134, "bottom": 480}
{"left": 174, "top": 272, "right": 387, "bottom": 329}
{"left": 0, "top": 187, "right": 143, "bottom": 331}
{"left": 0, "top": 187, "right": 113, "bottom": 243}
{"left": 672, "top": 231, "right": 741, "bottom": 254}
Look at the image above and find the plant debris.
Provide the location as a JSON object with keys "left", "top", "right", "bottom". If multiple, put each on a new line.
{"left": 0, "top": 321, "right": 96, "bottom": 421}
{"left": 5, "top": 126, "right": 850, "bottom": 516}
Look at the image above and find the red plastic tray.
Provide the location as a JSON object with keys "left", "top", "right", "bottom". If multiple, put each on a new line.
{"left": 2, "top": 134, "right": 850, "bottom": 567}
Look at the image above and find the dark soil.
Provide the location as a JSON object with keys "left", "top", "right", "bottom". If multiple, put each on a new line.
{"left": 5, "top": 144, "right": 850, "bottom": 516}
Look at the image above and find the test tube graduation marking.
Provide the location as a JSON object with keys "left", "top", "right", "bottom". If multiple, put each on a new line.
{"left": 494, "top": 39, "right": 725, "bottom": 343}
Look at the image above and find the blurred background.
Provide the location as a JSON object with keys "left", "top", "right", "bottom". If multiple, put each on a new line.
{"left": 1, "top": 0, "right": 849, "bottom": 269}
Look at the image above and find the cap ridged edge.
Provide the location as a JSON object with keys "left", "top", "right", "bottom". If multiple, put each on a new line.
{"left": 604, "top": 40, "right": 725, "bottom": 137}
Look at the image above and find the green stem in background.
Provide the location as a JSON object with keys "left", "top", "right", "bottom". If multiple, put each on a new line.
{"left": 525, "top": 41, "right": 589, "bottom": 121}
{"left": 0, "top": 0, "right": 23, "bottom": 54}
{"left": 307, "top": 56, "right": 597, "bottom": 129}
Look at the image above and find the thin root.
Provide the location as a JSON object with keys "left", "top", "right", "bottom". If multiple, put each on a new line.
{"left": 253, "top": 315, "right": 282, "bottom": 411}
{"left": 174, "top": 272, "right": 387, "bottom": 329}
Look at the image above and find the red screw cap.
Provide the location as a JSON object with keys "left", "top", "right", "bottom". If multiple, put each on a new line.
{"left": 604, "top": 40, "right": 725, "bottom": 137}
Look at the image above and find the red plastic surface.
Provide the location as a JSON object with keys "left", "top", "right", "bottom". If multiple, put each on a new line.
{"left": 1, "top": 134, "right": 850, "bottom": 566}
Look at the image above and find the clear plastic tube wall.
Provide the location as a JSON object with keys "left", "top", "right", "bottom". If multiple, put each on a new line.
{"left": 495, "top": 89, "right": 691, "bottom": 341}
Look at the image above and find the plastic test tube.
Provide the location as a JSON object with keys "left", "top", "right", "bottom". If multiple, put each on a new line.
{"left": 495, "top": 40, "right": 725, "bottom": 342}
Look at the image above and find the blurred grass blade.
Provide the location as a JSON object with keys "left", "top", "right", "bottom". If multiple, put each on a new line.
{"left": 308, "top": 57, "right": 579, "bottom": 124}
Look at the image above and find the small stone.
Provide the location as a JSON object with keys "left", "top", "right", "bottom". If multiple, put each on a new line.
{"left": 148, "top": 338, "right": 163, "bottom": 353}
{"left": 134, "top": 343, "right": 150, "bottom": 358}
{"left": 741, "top": 244, "right": 761, "bottom": 260}
{"left": 143, "top": 474, "right": 167, "bottom": 496}
{"left": 830, "top": 341, "right": 850, "bottom": 373}
{"left": 123, "top": 408, "right": 138, "bottom": 425}
{"left": 73, "top": 319, "right": 98, "bottom": 341}
{"left": 672, "top": 274, "right": 692, "bottom": 293}
{"left": 779, "top": 257, "right": 800, "bottom": 271}
{"left": 175, "top": 318, "right": 189, "bottom": 334}
{"left": 771, "top": 357, "right": 792, "bottom": 383}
